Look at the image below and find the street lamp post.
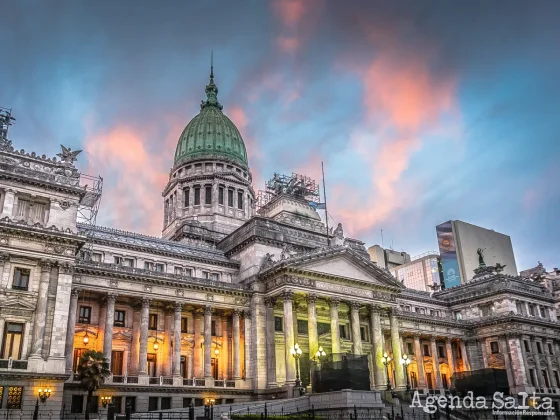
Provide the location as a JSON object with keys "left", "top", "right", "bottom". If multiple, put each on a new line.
{"left": 315, "top": 346, "right": 326, "bottom": 365}
{"left": 400, "top": 354, "right": 411, "bottom": 392}
{"left": 291, "top": 343, "right": 303, "bottom": 388}
{"left": 381, "top": 352, "right": 392, "bottom": 391}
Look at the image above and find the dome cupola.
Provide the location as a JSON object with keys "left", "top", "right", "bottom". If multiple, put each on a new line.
{"left": 174, "top": 66, "right": 249, "bottom": 170}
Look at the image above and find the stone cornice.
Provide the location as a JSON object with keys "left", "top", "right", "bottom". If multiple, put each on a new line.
{"left": 0, "top": 218, "right": 86, "bottom": 245}
{"left": 391, "top": 309, "right": 465, "bottom": 329}
{"left": 75, "top": 261, "right": 250, "bottom": 296}
{"left": 162, "top": 170, "right": 253, "bottom": 196}
{"left": 434, "top": 274, "right": 553, "bottom": 304}
{"left": 463, "top": 311, "right": 560, "bottom": 330}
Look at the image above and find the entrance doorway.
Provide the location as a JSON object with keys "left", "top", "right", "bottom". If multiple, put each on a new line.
{"left": 211, "top": 358, "right": 218, "bottom": 379}
{"left": 147, "top": 354, "right": 157, "bottom": 377}
{"left": 426, "top": 372, "right": 434, "bottom": 389}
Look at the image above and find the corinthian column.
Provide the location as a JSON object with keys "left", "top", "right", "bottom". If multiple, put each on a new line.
{"left": 173, "top": 303, "right": 183, "bottom": 377}
{"left": 431, "top": 337, "right": 442, "bottom": 389}
{"left": 307, "top": 294, "right": 319, "bottom": 361}
{"left": 350, "top": 302, "right": 362, "bottom": 355}
{"left": 413, "top": 334, "right": 426, "bottom": 389}
{"left": 243, "top": 310, "right": 252, "bottom": 379}
{"left": 103, "top": 293, "right": 117, "bottom": 368}
{"left": 390, "top": 310, "right": 405, "bottom": 390}
{"left": 283, "top": 291, "right": 296, "bottom": 383}
{"left": 31, "top": 260, "right": 53, "bottom": 357}
{"left": 204, "top": 305, "right": 212, "bottom": 379}
{"left": 138, "top": 298, "right": 150, "bottom": 376}
{"left": 370, "top": 305, "right": 384, "bottom": 390}
{"left": 265, "top": 298, "right": 277, "bottom": 387}
{"left": 233, "top": 310, "right": 241, "bottom": 379}
{"left": 446, "top": 338, "right": 455, "bottom": 377}
{"left": 64, "top": 289, "right": 79, "bottom": 373}
{"left": 330, "top": 298, "right": 341, "bottom": 357}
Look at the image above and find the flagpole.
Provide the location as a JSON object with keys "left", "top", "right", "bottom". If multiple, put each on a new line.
{"left": 322, "top": 161, "right": 331, "bottom": 247}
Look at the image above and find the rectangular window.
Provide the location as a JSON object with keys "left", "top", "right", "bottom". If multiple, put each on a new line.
{"left": 548, "top": 343, "right": 554, "bottom": 355}
{"left": 453, "top": 311, "right": 462, "bottom": 320}
{"left": 524, "top": 340, "right": 531, "bottom": 353}
{"left": 218, "top": 187, "right": 224, "bottom": 205}
{"left": 123, "top": 258, "right": 135, "bottom": 267}
{"left": 529, "top": 369, "right": 536, "bottom": 386}
{"left": 149, "top": 314, "right": 158, "bottom": 330}
{"left": 148, "top": 397, "right": 159, "bottom": 411}
{"left": 317, "top": 322, "right": 330, "bottom": 336}
{"left": 71, "top": 395, "right": 84, "bottom": 413}
{"left": 184, "top": 268, "right": 192, "bottom": 277}
{"left": 274, "top": 316, "right": 283, "bottom": 332}
{"left": 540, "top": 307, "right": 547, "bottom": 318}
{"left": 543, "top": 370, "right": 551, "bottom": 388}
{"left": 2, "top": 323, "right": 24, "bottom": 359}
{"left": 227, "top": 189, "right": 234, "bottom": 207}
{"left": 516, "top": 301, "right": 525, "bottom": 314}
{"left": 237, "top": 191, "right": 243, "bottom": 209}
{"left": 114, "top": 256, "right": 123, "bottom": 265}
{"left": 194, "top": 187, "right": 201, "bottom": 205}
{"left": 210, "top": 273, "right": 219, "bottom": 281}
{"left": 184, "top": 188, "right": 190, "bottom": 207}
{"left": 111, "top": 350, "right": 124, "bottom": 375}
{"left": 205, "top": 186, "right": 212, "bottom": 205}
{"left": 114, "top": 310, "right": 125, "bottom": 327}
{"left": 181, "top": 317, "right": 188, "bottom": 333}
{"left": 12, "top": 268, "right": 30, "bottom": 291}
{"left": 202, "top": 272, "right": 209, "bottom": 279}
{"left": 211, "top": 320, "right": 216, "bottom": 336}
{"left": 490, "top": 341, "right": 499, "bottom": 354}
{"left": 554, "top": 371, "right": 560, "bottom": 388}
{"left": 144, "top": 261, "right": 153, "bottom": 271}
{"left": 79, "top": 306, "right": 91, "bottom": 324}
{"left": 297, "top": 320, "right": 308, "bottom": 335}
{"left": 423, "top": 344, "right": 430, "bottom": 356}
{"left": 125, "top": 397, "right": 137, "bottom": 413}
{"left": 438, "top": 345, "right": 445, "bottom": 358}
{"left": 410, "top": 371, "right": 418, "bottom": 388}
{"left": 528, "top": 305, "right": 535, "bottom": 316}
{"left": 537, "top": 342, "right": 543, "bottom": 354}
{"left": 92, "top": 253, "right": 102, "bottom": 262}
{"left": 6, "top": 386, "right": 23, "bottom": 409}
{"left": 407, "top": 342, "right": 414, "bottom": 355}
{"left": 175, "top": 267, "right": 183, "bottom": 275}
{"left": 360, "top": 326, "right": 368, "bottom": 342}
{"left": 339, "top": 324, "right": 347, "bottom": 339}
{"left": 161, "top": 397, "right": 172, "bottom": 410}
{"left": 155, "top": 263, "right": 164, "bottom": 272}
{"left": 183, "top": 397, "right": 191, "bottom": 408}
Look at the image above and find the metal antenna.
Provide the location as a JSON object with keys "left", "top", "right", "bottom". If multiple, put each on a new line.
{"left": 210, "top": 49, "right": 214, "bottom": 81}
{"left": 322, "top": 162, "right": 330, "bottom": 247}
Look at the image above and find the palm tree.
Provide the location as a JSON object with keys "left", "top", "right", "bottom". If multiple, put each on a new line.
{"left": 76, "top": 350, "right": 111, "bottom": 420}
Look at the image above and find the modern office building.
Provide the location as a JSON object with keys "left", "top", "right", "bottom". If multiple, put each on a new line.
{"left": 390, "top": 252, "right": 441, "bottom": 292}
{"left": 367, "top": 245, "right": 410, "bottom": 270}
{"left": 436, "top": 220, "right": 518, "bottom": 288}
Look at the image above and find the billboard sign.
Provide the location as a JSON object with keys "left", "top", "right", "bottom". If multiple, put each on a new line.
{"left": 436, "top": 221, "right": 462, "bottom": 288}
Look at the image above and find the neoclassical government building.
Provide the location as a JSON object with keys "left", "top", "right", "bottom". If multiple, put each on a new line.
{"left": 0, "top": 70, "right": 559, "bottom": 416}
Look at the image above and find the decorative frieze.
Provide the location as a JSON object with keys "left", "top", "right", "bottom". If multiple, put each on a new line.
{"left": 315, "top": 281, "right": 372, "bottom": 298}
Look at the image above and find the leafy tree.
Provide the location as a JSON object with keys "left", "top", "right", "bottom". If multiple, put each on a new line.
{"left": 76, "top": 350, "right": 111, "bottom": 420}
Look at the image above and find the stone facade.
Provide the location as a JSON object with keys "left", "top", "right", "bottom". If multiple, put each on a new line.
{"left": 0, "top": 78, "right": 559, "bottom": 417}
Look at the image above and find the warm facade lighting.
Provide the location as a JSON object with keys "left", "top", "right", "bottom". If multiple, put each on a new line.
{"left": 38, "top": 388, "right": 52, "bottom": 403}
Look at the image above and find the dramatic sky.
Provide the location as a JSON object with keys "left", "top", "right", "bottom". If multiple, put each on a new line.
{"left": 2, "top": 0, "right": 559, "bottom": 271}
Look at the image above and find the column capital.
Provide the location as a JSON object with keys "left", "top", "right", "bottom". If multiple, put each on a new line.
{"left": 107, "top": 293, "right": 118, "bottom": 303}
{"left": 0, "top": 253, "right": 9, "bottom": 265}
{"left": 174, "top": 302, "right": 183, "bottom": 313}
{"left": 141, "top": 297, "right": 151, "bottom": 308}
{"left": 243, "top": 309, "right": 252, "bottom": 318}
{"left": 306, "top": 294, "right": 317, "bottom": 305}
{"left": 232, "top": 308, "right": 241, "bottom": 317}
{"left": 204, "top": 305, "right": 212, "bottom": 315}
{"left": 329, "top": 297, "right": 340, "bottom": 308}
{"left": 71, "top": 288, "right": 80, "bottom": 297}
{"left": 369, "top": 304, "right": 383, "bottom": 314}
{"left": 412, "top": 332, "right": 422, "bottom": 339}
{"left": 39, "top": 259, "right": 54, "bottom": 272}
{"left": 282, "top": 290, "right": 294, "bottom": 302}
{"left": 350, "top": 301, "right": 361, "bottom": 311}
{"left": 58, "top": 262, "right": 75, "bottom": 275}
{"left": 264, "top": 297, "right": 276, "bottom": 308}
{"left": 445, "top": 337, "right": 453, "bottom": 344}
{"left": 430, "top": 336, "right": 437, "bottom": 343}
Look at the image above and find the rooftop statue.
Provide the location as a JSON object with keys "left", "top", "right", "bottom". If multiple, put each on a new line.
{"left": 333, "top": 223, "right": 344, "bottom": 239}
{"left": 477, "top": 248, "right": 486, "bottom": 267}
{"left": 57, "top": 145, "right": 82, "bottom": 165}
{"left": 494, "top": 263, "right": 506, "bottom": 273}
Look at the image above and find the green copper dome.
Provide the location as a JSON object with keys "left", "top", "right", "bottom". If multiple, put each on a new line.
{"left": 174, "top": 69, "right": 248, "bottom": 169}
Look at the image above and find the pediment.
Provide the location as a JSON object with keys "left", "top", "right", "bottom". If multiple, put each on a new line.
{"left": 0, "top": 297, "right": 36, "bottom": 311}
{"left": 296, "top": 254, "right": 400, "bottom": 289}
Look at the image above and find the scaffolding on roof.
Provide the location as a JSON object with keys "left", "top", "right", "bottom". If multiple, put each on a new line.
{"left": 256, "top": 172, "right": 320, "bottom": 213}
{"left": 77, "top": 172, "right": 103, "bottom": 259}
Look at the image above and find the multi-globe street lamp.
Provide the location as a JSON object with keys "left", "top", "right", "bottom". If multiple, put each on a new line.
{"left": 400, "top": 354, "right": 411, "bottom": 391}
{"left": 381, "top": 352, "right": 392, "bottom": 390}
{"left": 291, "top": 343, "right": 303, "bottom": 388}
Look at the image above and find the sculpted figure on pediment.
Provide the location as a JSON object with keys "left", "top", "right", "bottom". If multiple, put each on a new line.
{"left": 260, "top": 253, "right": 275, "bottom": 272}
